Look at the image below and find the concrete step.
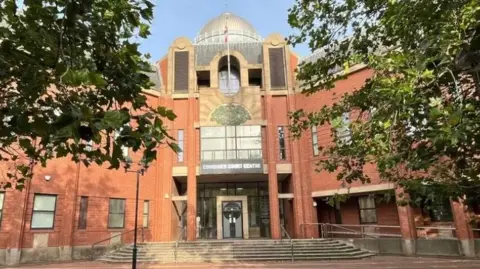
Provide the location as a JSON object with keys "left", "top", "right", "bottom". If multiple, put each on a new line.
{"left": 99, "top": 252, "right": 374, "bottom": 263}
{"left": 103, "top": 249, "right": 368, "bottom": 259}
{"left": 98, "top": 239, "right": 374, "bottom": 263}
{"left": 131, "top": 241, "right": 348, "bottom": 249}
{"left": 109, "top": 248, "right": 361, "bottom": 258}
{"left": 119, "top": 245, "right": 353, "bottom": 254}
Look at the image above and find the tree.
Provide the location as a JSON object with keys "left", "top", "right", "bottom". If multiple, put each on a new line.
{"left": 287, "top": 0, "right": 480, "bottom": 210}
{"left": 0, "top": 0, "right": 177, "bottom": 190}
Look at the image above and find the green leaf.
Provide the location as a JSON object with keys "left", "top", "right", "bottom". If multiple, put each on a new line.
{"left": 139, "top": 23, "right": 150, "bottom": 38}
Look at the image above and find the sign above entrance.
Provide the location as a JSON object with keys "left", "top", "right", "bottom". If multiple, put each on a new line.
{"left": 200, "top": 159, "right": 264, "bottom": 175}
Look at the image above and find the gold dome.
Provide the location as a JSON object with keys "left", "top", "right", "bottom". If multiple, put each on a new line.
{"left": 195, "top": 12, "right": 262, "bottom": 44}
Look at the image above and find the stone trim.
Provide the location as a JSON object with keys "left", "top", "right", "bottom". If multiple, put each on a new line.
{"left": 216, "top": 196, "right": 249, "bottom": 240}
{"left": 311, "top": 183, "right": 395, "bottom": 197}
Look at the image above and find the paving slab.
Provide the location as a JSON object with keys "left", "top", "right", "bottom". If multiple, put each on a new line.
{"left": 3, "top": 256, "right": 480, "bottom": 269}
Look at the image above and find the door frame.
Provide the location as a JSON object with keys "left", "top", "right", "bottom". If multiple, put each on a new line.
{"left": 221, "top": 200, "right": 244, "bottom": 239}
{"left": 216, "top": 196, "right": 249, "bottom": 239}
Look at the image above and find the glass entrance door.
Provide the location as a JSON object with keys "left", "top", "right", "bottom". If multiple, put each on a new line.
{"left": 222, "top": 201, "right": 243, "bottom": 239}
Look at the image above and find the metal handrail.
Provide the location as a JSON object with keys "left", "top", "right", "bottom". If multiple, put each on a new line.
{"left": 280, "top": 224, "right": 294, "bottom": 262}
{"left": 416, "top": 225, "right": 457, "bottom": 239}
{"left": 302, "top": 223, "right": 383, "bottom": 239}
{"left": 174, "top": 226, "right": 186, "bottom": 263}
{"left": 90, "top": 227, "right": 144, "bottom": 260}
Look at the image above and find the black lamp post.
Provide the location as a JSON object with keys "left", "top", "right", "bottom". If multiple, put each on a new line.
{"left": 124, "top": 157, "right": 148, "bottom": 269}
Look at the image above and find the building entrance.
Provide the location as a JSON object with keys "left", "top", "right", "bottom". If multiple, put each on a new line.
{"left": 187, "top": 182, "right": 273, "bottom": 240}
{"left": 222, "top": 201, "right": 243, "bottom": 238}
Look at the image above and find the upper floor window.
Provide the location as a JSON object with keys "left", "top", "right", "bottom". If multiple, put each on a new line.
{"left": 201, "top": 126, "right": 262, "bottom": 160}
{"left": 336, "top": 112, "right": 352, "bottom": 145}
{"left": 177, "top": 129, "right": 184, "bottom": 162}
{"left": 114, "top": 125, "right": 130, "bottom": 160}
{"left": 311, "top": 126, "right": 319, "bottom": 156}
{"left": 278, "top": 126, "right": 286, "bottom": 160}
{"left": 218, "top": 55, "right": 241, "bottom": 96}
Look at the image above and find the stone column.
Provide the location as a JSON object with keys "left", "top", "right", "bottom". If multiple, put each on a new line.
{"left": 395, "top": 187, "right": 417, "bottom": 256}
{"left": 186, "top": 97, "right": 197, "bottom": 241}
{"left": 451, "top": 199, "right": 475, "bottom": 257}
{"left": 264, "top": 95, "right": 281, "bottom": 239}
{"left": 285, "top": 95, "right": 306, "bottom": 238}
{"left": 159, "top": 97, "right": 174, "bottom": 241}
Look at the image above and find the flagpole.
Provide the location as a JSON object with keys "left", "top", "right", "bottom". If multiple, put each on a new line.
{"left": 225, "top": 13, "right": 231, "bottom": 95}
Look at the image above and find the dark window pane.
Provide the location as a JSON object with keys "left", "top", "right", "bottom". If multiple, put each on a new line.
{"left": 78, "top": 196, "right": 88, "bottom": 229}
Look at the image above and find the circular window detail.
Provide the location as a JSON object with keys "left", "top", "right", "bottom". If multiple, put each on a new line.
{"left": 210, "top": 104, "right": 251, "bottom": 126}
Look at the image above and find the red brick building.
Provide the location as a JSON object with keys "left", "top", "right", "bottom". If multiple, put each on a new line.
{"left": 0, "top": 12, "right": 477, "bottom": 265}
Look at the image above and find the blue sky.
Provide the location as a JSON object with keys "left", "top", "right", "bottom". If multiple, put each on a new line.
{"left": 140, "top": 0, "right": 311, "bottom": 61}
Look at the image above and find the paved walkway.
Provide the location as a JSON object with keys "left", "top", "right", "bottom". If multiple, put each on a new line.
{"left": 4, "top": 257, "right": 480, "bottom": 269}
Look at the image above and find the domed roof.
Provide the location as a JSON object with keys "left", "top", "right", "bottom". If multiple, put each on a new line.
{"left": 195, "top": 12, "right": 262, "bottom": 44}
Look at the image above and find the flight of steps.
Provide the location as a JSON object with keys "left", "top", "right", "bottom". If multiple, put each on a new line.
{"left": 98, "top": 239, "right": 374, "bottom": 263}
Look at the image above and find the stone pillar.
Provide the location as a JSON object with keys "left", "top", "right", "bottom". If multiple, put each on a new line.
{"left": 451, "top": 199, "right": 475, "bottom": 257}
{"left": 264, "top": 95, "right": 281, "bottom": 240}
{"left": 284, "top": 94, "right": 306, "bottom": 238}
{"left": 6, "top": 188, "right": 28, "bottom": 265}
{"left": 186, "top": 97, "right": 197, "bottom": 241}
{"left": 159, "top": 97, "right": 174, "bottom": 241}
{"left": 395, "top": 187, "right": 417, "bottom": 256}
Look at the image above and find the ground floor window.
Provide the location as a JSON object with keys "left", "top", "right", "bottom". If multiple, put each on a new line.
{"left": 108, "top": 198, "right": 125, "bottom": 228}
{"left": 0, "top": 192, "right": 4, "bottom": 228}
{"left": 428, "top": 200, "right": 453, "bottom": 222}
{"left": 31, "top": 194, "right": 57, "bottom": 229}
{"left": 358, "top": 195, "right": 377, "bottom": 224}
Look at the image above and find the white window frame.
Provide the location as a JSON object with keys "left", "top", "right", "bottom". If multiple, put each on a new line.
{"left": 0, "top": 192, "right": 4, "bottom": 228}
{"left": 336, "top": 112, "right": 352, "bottom": 145}
{"left": 143, "top": 200, "right": 149, "bottom": 228}
{"left": 177, "top": 129, "right": 184, "bottom": 162}
{"left": 358, "top": 195, "right": 377, "bottom": 224}
{"left": 31, "top": 194, "right": 57, "bottom": 229}
{"left": 108, "top": 198, "right": 125, "bottom": 229}
{"left": 311, "top": 126, "right": 319, "bottom": 156}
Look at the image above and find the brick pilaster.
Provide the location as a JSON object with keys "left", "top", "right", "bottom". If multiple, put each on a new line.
{"left": 395, "top": 187, "right": 417, "bottom": 255}
{"left": 264, "top": 95, "right": 281, "bottom": 239}
{"left": 451, "top": 199, "right": 475, "bottom": 257}
{"left": 186, "top": 97, "right": 197, "bottom": 241}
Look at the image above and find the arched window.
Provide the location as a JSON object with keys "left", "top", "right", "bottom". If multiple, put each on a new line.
{"left": 219, "top": 67, "right": 240, "bottom": 95}
{"left": 218, "top": 56, "right": 241, "bottom": 96}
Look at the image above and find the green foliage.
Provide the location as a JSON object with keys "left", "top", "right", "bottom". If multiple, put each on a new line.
{"left": 288, "top": 0, "right": 480, "bottom": 209}
{"left": 0, "top": 0, "right": 176, "bottom": 190}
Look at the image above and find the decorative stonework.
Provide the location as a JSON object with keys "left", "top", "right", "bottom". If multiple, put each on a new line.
{"left": 211, "top": 103, "right": 251, "bottom": 125}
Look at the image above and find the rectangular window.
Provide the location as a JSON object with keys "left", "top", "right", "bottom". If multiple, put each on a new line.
{"left": 311, "top": 126, "right": 319, "bottom": 156}
{"left": 278, "top": 126, "right": 286, "bottom": 160}
{"left": 0, "top": 192, "right": 4, "bottom": 228}
{"left": 78, "top": 196, "right": 88, "bottom": 229}
{"left": 177, "top": 129, "right": 184, "bottom": 162}
{"left": 108, "top": 198, "right": 125, "bottom": 228}
{"left": 143, "top": 201, "right": 149, "bottom": 228}
{"left": 200, "top": 126, "right": 262, "bottom": 160}
{"left": 358, "top": 196, "right": 377, "bottom": 224}
{"left": 114, "top": 127, "right": 129, "bottom": 159}
{"left": 31, "top": 194, "right": 57, "bottom": 229}
{"left": 85, "top": 140, "right": 93, "bottom": 152}
{"left": 336, "top": 112, "right": 352, "bottom": 144}
{"left": 429, "top": 200, "right": 453, "bottom": 222}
